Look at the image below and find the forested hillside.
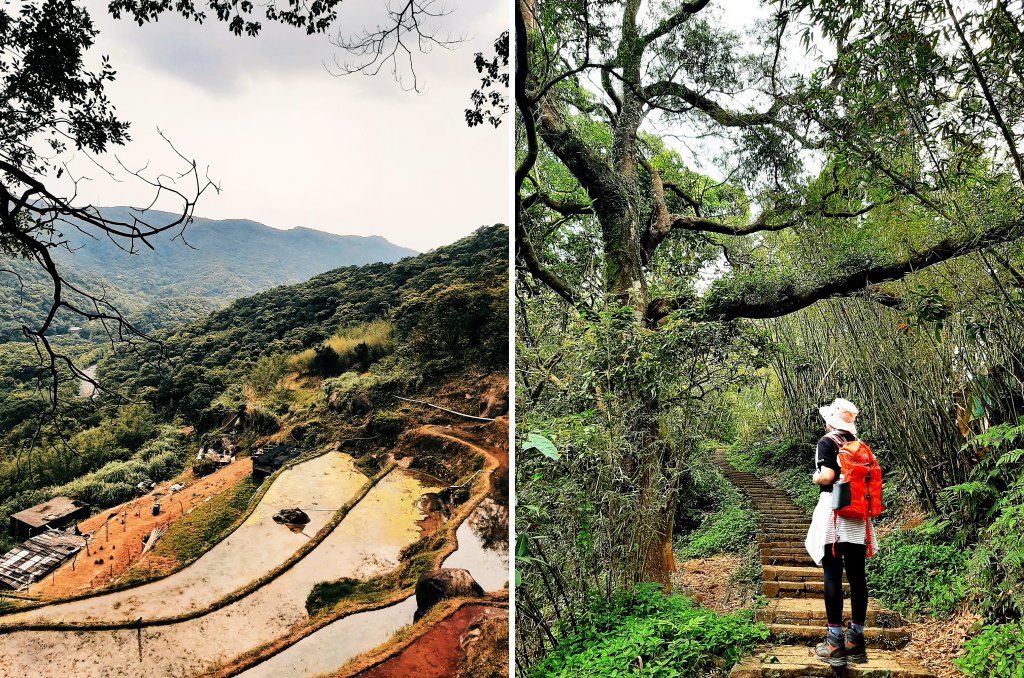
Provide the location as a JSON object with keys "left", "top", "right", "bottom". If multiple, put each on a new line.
{"left": 0, "top": 224, "right": 507, "bottom": 551}
{"left": 0, "top": 207, "right": 416, "bottom": 340}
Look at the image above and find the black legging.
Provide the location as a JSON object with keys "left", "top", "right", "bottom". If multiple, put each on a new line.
{"left": 821, "top": 542, "right": 868, "bottom": 627}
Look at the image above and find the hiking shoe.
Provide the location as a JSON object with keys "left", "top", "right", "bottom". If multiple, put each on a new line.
{"left": 845, "top": 628, "right": 867, "bottom": 664}
{"left": 814, "top": 639, "right": 847, "bottom": 668}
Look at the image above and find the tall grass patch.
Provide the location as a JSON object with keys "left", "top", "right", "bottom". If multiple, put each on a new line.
{"left": 290, "top": 321, "right": 393, "bottom": 376}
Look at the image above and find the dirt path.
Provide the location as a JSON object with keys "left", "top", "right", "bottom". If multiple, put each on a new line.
{"left": 717, "top": 450, "right": 936, "bottom": 677}
{"left": 27, "top": 458, "right": 251, "bottom": 600}
{"left": 78, "top": 365, "right": 98, "bottom": 399}
{"left": 672, "top": 554, "right": 750, "bottom": 615}
{"left": 0, "top": 468, "right": 436, "bottom": 678}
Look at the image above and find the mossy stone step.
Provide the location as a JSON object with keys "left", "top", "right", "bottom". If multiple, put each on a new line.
{"left": 762, "top": 580, "right": 849, "bottom": 598}
{"left": 759, "top": 540, "right": 807, "bottom": 549}
{"left": 760, "top": 547, "right": 811, "bottom": 557}
{"left": 730, "top": 645, "right": 934, "bottom": 676}
{"left": 759, "top": 530, "right": 810, "bottom": 537}
{"left": 762, "top": 566, "right": 822, "bottom": 583}
{"left": 761, "top": 555, "right": 816, "bottom": 567}
{"left": 760, "top": 553, "right": 814, "bottom": 563}
{"left": 757, "top": 599, "right": 903, "bottom": 627}
{"left": 765, "top": 624, "right": 912, "bottom": 648}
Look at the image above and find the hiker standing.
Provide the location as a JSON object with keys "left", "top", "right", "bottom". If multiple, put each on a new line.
{"left": 804, "top": 398, "right": 882, "bottom": 668}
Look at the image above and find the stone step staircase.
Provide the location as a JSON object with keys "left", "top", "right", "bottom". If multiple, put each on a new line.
{"left": 715, "top": 451, "right": 934, "bottom": 677}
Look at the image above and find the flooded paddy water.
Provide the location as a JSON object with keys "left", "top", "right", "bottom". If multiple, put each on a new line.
{"left": 441, "top": 497, "right": 509, "bottom": 592}
{"left": 1, "top": 452, "right": 366, "bottom": 626}
{"left": 239, "top": 497, "right": 510, "bottom": 677}
{"left": 0, "top": 468, "right": 437, "bottom": 678}
{"left": 78, "top": 365, "right": 98, "bottom": 399}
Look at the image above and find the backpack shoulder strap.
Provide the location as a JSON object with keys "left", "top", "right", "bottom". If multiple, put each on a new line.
{"left": 824, "top": 432, "right": 847, "bottom": 450}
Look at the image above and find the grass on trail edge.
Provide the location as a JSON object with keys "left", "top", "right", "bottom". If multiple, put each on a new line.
{"left": 677, "top": 477, "right": 757, "bottom": 561}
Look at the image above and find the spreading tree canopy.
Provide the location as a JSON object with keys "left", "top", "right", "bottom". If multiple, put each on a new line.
{"left": 515, "top": 0, "right": 1024, "bottom": 584}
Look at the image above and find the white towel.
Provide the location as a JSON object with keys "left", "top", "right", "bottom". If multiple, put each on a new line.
{"left": 805, "top": 491, "right": 832, "bottom": 566}
{"left": 805, "top": 491, "right": 879, "bottom": 565}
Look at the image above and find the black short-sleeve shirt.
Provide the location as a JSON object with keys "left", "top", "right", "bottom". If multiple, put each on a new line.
{"left": 816, "top": 430, "right": 856, "bottom": 494}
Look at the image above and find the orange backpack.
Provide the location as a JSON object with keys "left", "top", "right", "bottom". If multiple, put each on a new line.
{"left": 828, "top": 435, "right": 884, "bottom": 556}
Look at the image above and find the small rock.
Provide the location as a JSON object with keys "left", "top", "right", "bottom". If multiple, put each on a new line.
{"left": 273, "top": 508, "right": 310, "bottom": 525}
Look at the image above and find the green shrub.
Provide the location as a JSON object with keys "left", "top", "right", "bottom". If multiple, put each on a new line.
{"left": 726, "top": 437, "right": 807, "bottom": 474}
{"left": 969, "top": 496, "right": 1024, "bottom": 620}
{"left": 244, "top": 353, "right": 289, "bottom": 396}
{"left": 866, "top": 526, "right": 967, "bottom": 617}
{"left": 955, "top": 622, "right": 1024, "bottom": 678}
{"left": 369, "top": 410, "right": 407, "bottom": 436}
{"left": 306, "top": 577, "right": 361, "bottom": 614}
{"left": 245, "top": 406, "right": 280, "bottom": 435}
{"left": 530, "top": 584, "right": 767, "bottom": 677}
{"left": 678, "top": 483, "right": 756, "bottom": 560}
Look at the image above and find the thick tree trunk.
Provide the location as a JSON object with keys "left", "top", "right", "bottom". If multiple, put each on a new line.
{"left": 599, "top": 196, "right": 649, "bottom": 310}
{"left": 636, "top": 496, "right": 677, "bottom": 588}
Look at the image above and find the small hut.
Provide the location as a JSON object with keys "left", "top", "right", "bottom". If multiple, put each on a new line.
{"left": 251, "top": 445, "right": 302, "bottom": 481}
{"left": 9, "top": 497, "right": 89, "bottom": 540}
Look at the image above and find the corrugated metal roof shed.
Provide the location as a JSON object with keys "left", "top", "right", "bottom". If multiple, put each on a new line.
{"left": 0, "top": 531, "right": 86, "bottom": 590}
{"left": 11, "top": 497, "right": 86, "bottom": 529}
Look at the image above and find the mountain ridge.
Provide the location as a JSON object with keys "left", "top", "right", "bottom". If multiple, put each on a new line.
{"left": 0, "top": 208, "right": 420, "bottom": 339}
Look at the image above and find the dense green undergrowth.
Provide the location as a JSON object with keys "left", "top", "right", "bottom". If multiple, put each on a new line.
{"left": 956, "top": 621, "right": 1024, "bottom": 677}
{"left": 677, "top": 475, "right": 756, "bottom": 561}
{"left": 529, "top": 584, "right": 767, "bottom": 678}
{"left": 866, "top": 522, "right": 969, "bottom": 617}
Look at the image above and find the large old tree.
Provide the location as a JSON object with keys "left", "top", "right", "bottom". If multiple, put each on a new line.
{"left": 516, "top": 0, "right": 1024, "bottom": 585}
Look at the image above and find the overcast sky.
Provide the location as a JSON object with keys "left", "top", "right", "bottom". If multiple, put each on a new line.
{"left": 70, "top": 0, "right": 509, "bottom": 252}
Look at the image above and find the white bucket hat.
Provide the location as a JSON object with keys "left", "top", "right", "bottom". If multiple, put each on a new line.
{"left": 819, "top": 397, "right": 859, "bottom": 436}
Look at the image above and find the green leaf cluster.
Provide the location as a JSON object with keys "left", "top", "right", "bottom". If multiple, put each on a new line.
{"left": 956, "top": 621, "right": 1024, "bottom": 678}
{"left": 530, "top": 584, "right": 767, "bottom": 677}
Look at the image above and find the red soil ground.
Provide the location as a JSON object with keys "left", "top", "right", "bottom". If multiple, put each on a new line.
{"left": 27, "top": 458, "right": 251, "bottom": 600}
{"left": 354, "top": 605, "right": 508, "bottom": 678}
